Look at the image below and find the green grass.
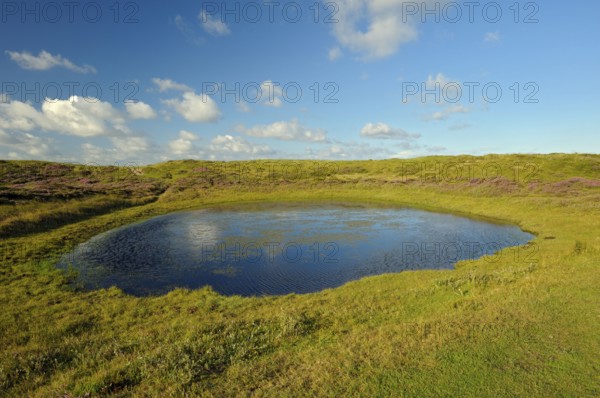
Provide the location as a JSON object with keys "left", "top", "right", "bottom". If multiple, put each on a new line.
{"left": 0, "top": 154, "right": 599, "bottom": 397}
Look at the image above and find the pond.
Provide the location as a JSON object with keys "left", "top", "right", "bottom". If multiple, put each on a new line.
{"left": 58, "top": 203, "right": 534, "bottom": 296}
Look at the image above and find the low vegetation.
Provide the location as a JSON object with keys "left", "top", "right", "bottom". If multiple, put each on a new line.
{"left": 1, "top": 154, "right": 599, "bottom": 397}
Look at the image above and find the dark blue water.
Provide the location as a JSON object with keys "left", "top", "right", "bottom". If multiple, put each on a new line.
{"left": 58, "top": 203, "right": 534, "bottom": 296}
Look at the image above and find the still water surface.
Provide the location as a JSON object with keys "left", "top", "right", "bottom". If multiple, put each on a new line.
{"left": 58, "top": 203, "right": 534, "bottom": 296}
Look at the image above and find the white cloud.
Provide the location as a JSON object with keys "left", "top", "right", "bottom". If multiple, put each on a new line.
{"left": 6, "top": 50, "right": 96, "bottom": 74}
{"left": 110, "top": 136, "right": 149, "bottom": 154}
{"left": 179, "top": 130, "right": 198, "bottom": 141}
{"left": 210, "top": 135, "right": 272, "bottom": 156}
{"left": 265, "top": 96, "right": 283, "bottom": 108}
{"left": 42, "top": 96, "right": 128, "bottom": 136}
{"left": 81, "top": 142, "right": 110, "bottom": 162}
{"left": 400, "top": 72, "right": 474, "bottom": 123}
{"left": 125, "top": 101, "right": 157, "bottom": 120}
{"left": 0, "top": 100, "right": 47, "bottom": 132}
{"left": 421, "top": 73, "right": 463, "bottom": 106}
{"left": 425, "top": 104, "right": 470, "bottom": 121}
{"left": 306, "top": 140, "right": 396, "bottom": 160}
{"left": 240, "top": 119, "right": 328, "bottom": 142}
{"left": 0, "top": 129, "right": 53, "bottom": 157}
{"left": 0, "top": 99, "right": 174, "bottom": 163}
{"left": 360, "top": 122, "right": 420, "bottom": 140}
{"left": 199, "top": 10, "right": 231, "bottom": 36}
{"left": 328, "top": 47, "right": 343, "bottom": 61}
{"left": 174, "top": 15, "right": 205, "bottom": 46}
{"left": 425, "top": 73, "right": 453, "bottom": 89}
{"left": 260, "top": 81, "right": 284, "bottom": 108}
{"left": 81, "top": 138, "right": 151, "bottom": 164}
{"left": 484, "top": 31, "right": 501, "bottom": 42}
{"left": 0, "top": 96, "right": 129, "bottom": 137}
{"left": 243, "top": 80, "right": 293, "bottom": 108}
{"left": 169, "top": 130, "right": 199, "bottom": 155}
{"left": 331, "top": 0, "right": 420, "bottom": 60}
{"left": 152, "top": 78, "right": 193, "bottom": 93}
{"left": 162, "top": 92, "right": 221, "bottom": 123}
{"left": 390, "top": 144, "right": 447, "bottom": 158}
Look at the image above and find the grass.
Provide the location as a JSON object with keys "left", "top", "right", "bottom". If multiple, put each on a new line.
{"left": 0, "top": 154, "right": 599, "bottom": 397}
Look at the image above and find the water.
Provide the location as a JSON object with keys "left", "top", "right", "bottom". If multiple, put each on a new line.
{"left": 58, "top": 203, "right": 534, "bottom": 296}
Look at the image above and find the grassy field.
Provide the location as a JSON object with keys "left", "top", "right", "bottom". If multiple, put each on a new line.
{"left": 0, "top": 154, "right": 599, "bottom": 397}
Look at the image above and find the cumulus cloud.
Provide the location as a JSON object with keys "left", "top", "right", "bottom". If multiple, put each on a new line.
{"left": 360, "top": 122, "right": 420, "bottom": 140}
{"left": 41, "top": 96, "right": 129, "bottom": 136}
{"left": 0, "top": 100, "right": 46, "bottom": 132}
{"left": 169, "top": 130, "right": 199, "bottom": 155}
{"left": 210, "top": 135, "right": 272, "bottom": 156}
{"left": 260, "top": 81, "right": 284, "bottom": 108}
{"left": 306, "top": 140, "right": 397, "bottom": 160}
{"left": 0, "top": 129, "right": 53, "bottom": 157}
{"left": 80, "top": 143, "right": 110, "bottom": 162}
{"left": 125, "top": 101, "right": 157, "bottom": 120}
{"left": 6, "top": 50, "right": 96, "bottom": 74}
{"left": 239, "top": 119, "right": 328, "bottom": 142}
{"left": 162, "top": 92, "right": 221, "bottom": 123}
{"left": 331, "top": 0, "right": 421, "bottom": 60}
{"left": 199, "top": 10, "right": 231, "bottom": 36}
{"left": 0, "top": 96, "right": 129, "bottom": 137}
{"left": 110, "top": 136, "right": 150, "bottom": 154}
{"left": 2, "top": 98, "right": 164, "bottom": 163}
{"left": 179, "top": 130, "right": 198, "bottom": 141}
{"left": 152, "top": 78, "right": 193, "bottom": 93}
{"left": 81, "top": 135, "right": 153, "bottom": 164}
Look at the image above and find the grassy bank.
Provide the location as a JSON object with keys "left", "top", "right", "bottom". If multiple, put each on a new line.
{"left": 0, "top": 154, "right": 599, "bottom": 397}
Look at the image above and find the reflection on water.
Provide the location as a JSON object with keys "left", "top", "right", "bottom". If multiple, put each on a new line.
{"left": 58, "top": 203, "right": 534, "bottom": 296}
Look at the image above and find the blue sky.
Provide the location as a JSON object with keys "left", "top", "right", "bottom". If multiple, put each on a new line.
{"left": 1, "top": 0, "right": 599, "bottom": 164}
